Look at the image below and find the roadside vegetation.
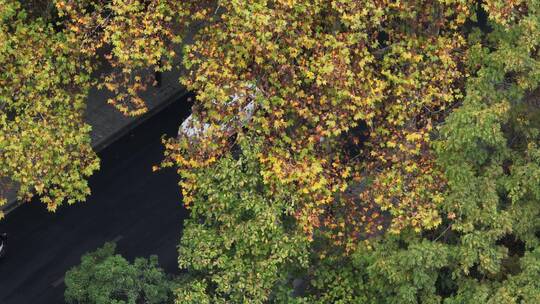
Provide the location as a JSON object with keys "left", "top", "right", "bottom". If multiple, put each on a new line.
{"left": 2, "top": 0, "right": 540, "bottom": 303}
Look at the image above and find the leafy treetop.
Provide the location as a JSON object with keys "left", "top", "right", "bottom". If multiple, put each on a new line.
{"left": 0, "top": 0, "right": 99, "bottom": 213}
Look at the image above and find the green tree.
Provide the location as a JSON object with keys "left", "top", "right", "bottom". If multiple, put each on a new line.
{"left": 65, "top": 242, "right": 175, "bottom": 304}
{"left": 174, "top": 137, "right": 310, "bottom": 304}
{"left": 433, "top": 1, "right": 540, "bottom": 302}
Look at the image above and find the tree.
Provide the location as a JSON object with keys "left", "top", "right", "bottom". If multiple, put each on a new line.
{"left": 54, "top": 0, "right": 184, "bottom": 115}
{"left": 168, "top": 0, "right": 540, "bottom": 303}
{"left": 0, "top": 0, "right": 99, "bottom": 214}
{"left": 162, "top": 0, "right": 472, "bottom": 248}
{"left": 432, "top": 1, "right": 540, "bottom": 301}
{"left": 174, "top": 137, "right": 310, "bottom": 303}
{"left": 1, "top": 0, "right": 189, "bottom": 213}
{"left": 291, "top": 1, "right": 540, "bottom": 303}
{"left": 65, "top": 242, "right": 175, "bottom": 304}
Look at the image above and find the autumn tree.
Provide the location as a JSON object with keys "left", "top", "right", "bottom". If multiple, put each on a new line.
{"left": 0, "top": 0, "right": 99, "bottom": 214}
{"left": 160, "top": 0, "right": 473, "bottom": 249}
{"left": 166, "top": 0, "right": 540, "bottom": 302}
{"left": 1, "top": 0, "right": 184, "bottom": 214}
{"left": 54, "top": 0, "right": 184, "bottom": 115}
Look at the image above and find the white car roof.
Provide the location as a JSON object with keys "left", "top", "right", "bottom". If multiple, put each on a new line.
{"left": 178, "top": 87, "right": 257, "bottom": 139}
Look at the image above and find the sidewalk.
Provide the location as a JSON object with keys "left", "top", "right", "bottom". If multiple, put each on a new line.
{"left": 1, "top": 55, "right": 188, "bottom": 215}
{"left": 87, "top": 61, "right": 187, "bottom": 151}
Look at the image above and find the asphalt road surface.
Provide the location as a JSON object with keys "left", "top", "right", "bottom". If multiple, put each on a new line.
{"left": 0, "top": 95, "right": 193, "bottom": 303}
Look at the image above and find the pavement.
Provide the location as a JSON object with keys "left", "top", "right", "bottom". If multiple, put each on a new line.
{"left": 87, "top": 59, "right": 187, "bottom": 151}
{"left": 0, "top": 95, "right": 193, "bottom": 303}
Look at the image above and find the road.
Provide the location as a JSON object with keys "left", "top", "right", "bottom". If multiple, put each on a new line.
{"left": 0, "top": 94, "right": 193, "bottom": 303}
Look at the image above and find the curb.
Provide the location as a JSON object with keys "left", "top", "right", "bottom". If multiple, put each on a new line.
{"left": 92, "top": 88, "right": 188, "bottom": 153}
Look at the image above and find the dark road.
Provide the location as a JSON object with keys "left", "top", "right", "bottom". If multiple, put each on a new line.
{"left": 0, "top": 95, "right": 192, "bottom": 303}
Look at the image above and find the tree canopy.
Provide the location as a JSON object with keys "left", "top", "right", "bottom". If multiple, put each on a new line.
{"left": 0, "top": 0, "right": 98, "bottom": 214}
{"left": 1, "top": 0, "right": 540, "bottom": 303}
{"left": 165, "top": 0, "right": 470, "bottom": 246}
{"left": 65, "top": 242, "right": 175, "bottom": 304}
{"left": 168, "top": 0, "right": 540, "bottom": 302}
{"left": 175, "top": 137, "right": 310, "bottom": 303}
